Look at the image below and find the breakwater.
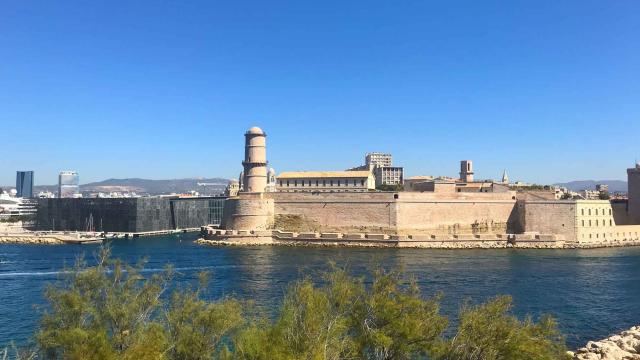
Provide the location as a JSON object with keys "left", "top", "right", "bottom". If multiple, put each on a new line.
{"left": 572, "top": 325, "right": 640, "bottom": 359}
{"left": 198, "top": 227, "right": 640, "bottom": 249}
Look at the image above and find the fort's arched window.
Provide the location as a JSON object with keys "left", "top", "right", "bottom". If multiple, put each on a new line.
{"left": 588, "top": 209, "right": 591, "bottom": 215}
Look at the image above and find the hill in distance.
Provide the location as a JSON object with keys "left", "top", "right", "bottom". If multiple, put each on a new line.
{"left": 30, "top": 177, "right": 230, "bottom": 196}
{"left": 554, "top": 180, "right": 627, "bottom": 193}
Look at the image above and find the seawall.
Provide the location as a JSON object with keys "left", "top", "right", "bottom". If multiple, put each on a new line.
{"left": 271, "top": 191, "right": 520, "bottom": 235}
{"left": 572, "top": 325, "right": 640, "bottom": 359}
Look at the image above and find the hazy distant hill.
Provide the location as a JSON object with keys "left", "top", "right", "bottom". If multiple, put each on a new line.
{"left": 83, "top": 178, "right": 230, "bottom": 195}
{"left": 27, "top": 177, "right": 230, "bottom": 196}
{"left": 554, "top": 180, "right": 627, "bottom": 193}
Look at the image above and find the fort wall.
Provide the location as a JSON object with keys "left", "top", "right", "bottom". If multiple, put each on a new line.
{"left": 271, "top": 192, "right": 396, "bottom": 232}
{"left": 394, "top": 192, "right": 518, "bottom": 234}
{"left": 222, "top": 193, "right": 274, "bottom": 231}
{"left": 269, "top": 191, "right": 519, "bottom": 234}
{"left": 520, "top": 201, "right": 577, "bottom": 241}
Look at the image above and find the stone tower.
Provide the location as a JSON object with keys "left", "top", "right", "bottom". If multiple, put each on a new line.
{"left": 221, "top": 126, "right": 275, "bottom": 231}
{"left": 460, "top": 160, "right": 474, "bottom": 183}
{"left": 628, "top": 162, "right": 640, "bottom": 224}
{"left": 242, "top": 127, "right": 268, "bottom": 193}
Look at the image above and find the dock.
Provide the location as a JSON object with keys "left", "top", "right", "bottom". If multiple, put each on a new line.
{"left": 102, "top": 228, "right": 201, "bottom": 239}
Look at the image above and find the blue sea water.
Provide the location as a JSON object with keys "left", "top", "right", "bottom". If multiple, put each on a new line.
{"left": 1, "top": 234, "right": 639, "bottom": 349}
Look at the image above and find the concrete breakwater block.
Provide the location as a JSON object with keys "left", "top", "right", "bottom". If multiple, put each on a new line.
{"left": 515, "top": 233, "right": 535, "bottom": 241}
{"left": 298, "top": 232, "right": 319, "bottom": 238}
{"left": 366, "top": 234, "right": 388, "bottom": 240}
{"left": 343, "top": 233, "right": 365, "bottom": 240}
{"left": 454, "top": 234, "right": 475, "bottom": 240}
{"left": 273, "top": 231, "right": 296, "bottom": 238}
{"left": 253, "top": 230, "right": 272, "bottom": 237}
{"left": 321, "top": 233, "right": 343, "bottom": 239}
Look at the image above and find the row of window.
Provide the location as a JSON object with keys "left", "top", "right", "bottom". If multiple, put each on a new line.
{"left": 279, "top": 179, "right": 367, "bottom": 187}
{"left": 581, "top": 208, "right": 612, "bottom": 216}
{"left": 583, "top": 231, "right": 639, "bottom": 240}
{"left": 581, "top": 219, "right": 614, "bottom": 227}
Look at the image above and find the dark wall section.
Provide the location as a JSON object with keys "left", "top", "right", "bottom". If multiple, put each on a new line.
{"left": 36, "top": 197, "right": 225, "bottom": 233}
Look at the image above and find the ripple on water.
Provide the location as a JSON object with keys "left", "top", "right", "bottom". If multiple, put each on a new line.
{"left": 1, "top": 236, "right": 640, "bottom": 348}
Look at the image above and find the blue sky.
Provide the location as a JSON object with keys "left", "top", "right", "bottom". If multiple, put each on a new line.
{"left": 1, "top": 1, "right": 638, "bottom": 186}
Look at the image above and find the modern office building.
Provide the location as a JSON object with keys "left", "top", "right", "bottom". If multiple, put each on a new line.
{"left": 36, "top": 196, "right": 226, "bottom": 232}
{"left": 365, "top": 152, "right": 404, "bottom": 187}
{"left": 365, "top": 152, "right": 393, "bottom": 167}
{"left": 16, "top": 171, "right": 34, "bottom": 198}
{"left": 373, "top": 166, "right": 404, "bottom": 186}
{"left": 58, "top": 171, "right": 80, "bottom": 198}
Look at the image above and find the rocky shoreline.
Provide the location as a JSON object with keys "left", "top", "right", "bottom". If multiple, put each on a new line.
{"left": 0, "top": 235, "right": 64, "bottom": 245}
{"left": 0, "top": 233, "right": 102, "bottom": 245}
{"left": 571, "top": 326, "right": 640, "bottom": 359}
{"left": 195, "top": 237, "right": 640, "bottom": 250}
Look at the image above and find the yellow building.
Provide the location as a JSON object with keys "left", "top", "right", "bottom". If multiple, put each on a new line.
{"left": 276, "top": 171, "right": 375, "bottom": 192}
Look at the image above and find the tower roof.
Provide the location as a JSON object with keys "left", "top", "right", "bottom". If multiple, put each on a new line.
{"left": 246, "top": 126, "right": 264, "bottom": 135}
{"left": 502, "top": 169, "right": 509, "bottom": 183}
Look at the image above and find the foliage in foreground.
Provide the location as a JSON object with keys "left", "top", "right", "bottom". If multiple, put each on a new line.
{"left": 16, "top": 248, "right": 570, "bottom": 359}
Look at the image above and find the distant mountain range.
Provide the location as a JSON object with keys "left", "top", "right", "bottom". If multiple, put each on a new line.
{"left": 2, "top": 177, "right": 628, "bottom": 195}
{"left": 554, "top": 180, "right": 628, "bottom": 193}
{"left": 27, "top": 177, "right": 230, "bottom": 196}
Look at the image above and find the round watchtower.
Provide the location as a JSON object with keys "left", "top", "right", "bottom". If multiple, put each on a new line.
{"left": 242, "top": 127, "right": 268, "bottom": 193}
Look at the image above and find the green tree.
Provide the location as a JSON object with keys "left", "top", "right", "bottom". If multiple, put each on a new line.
{"left": 431, "top": 296, "right": 570, "bottom": 360}
{"left": 350, "top": 270, "right": 447, "bottom": 359}
{"left": 27, "top": 249, "right": 569, "bottom": 360}
{"left": 35, "top": 247, "right": 245, "bottom": 360}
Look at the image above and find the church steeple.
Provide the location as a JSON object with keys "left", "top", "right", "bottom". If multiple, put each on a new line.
{"left": 501, "top": 169, "right": 509, "bottom": 184}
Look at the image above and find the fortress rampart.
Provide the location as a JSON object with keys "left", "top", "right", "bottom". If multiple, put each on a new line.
{"left": 271, "top": 191, "right": 519, "bottom": 235}
{"left": 214, "top": 126, "right": 640, "bottom": 248}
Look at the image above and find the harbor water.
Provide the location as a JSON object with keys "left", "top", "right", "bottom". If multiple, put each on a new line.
{"left": 1, "top": 233, "right": 639, "bottom": 349}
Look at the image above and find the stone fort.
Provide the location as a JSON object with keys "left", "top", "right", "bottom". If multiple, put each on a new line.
{"left": 214, "top": 127, "right": 640, "bottom": 247}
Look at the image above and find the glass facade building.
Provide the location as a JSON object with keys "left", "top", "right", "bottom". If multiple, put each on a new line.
{"left": 16, "top": 171, "right": 34, "bottom": 198}
{"left": 58, "top": 171, "right": 80, "bottom": 198}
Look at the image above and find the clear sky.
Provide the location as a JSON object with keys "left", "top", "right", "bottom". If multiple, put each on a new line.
{"left": 1, "top": 1, "right": 638, "bottom": 186}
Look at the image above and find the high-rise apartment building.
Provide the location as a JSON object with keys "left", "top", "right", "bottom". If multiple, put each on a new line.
{"left": 16, "top": 171, "right": 34, "bottom": 198}
{"left": 365, "top": 152, "right": 393, "bottom": 168}
{"left": 364, "top": 152, "right": 404, "bottom": 187}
